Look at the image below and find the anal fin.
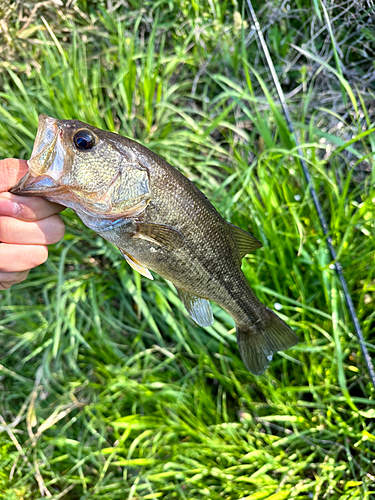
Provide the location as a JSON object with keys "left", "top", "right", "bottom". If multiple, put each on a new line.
{"left": 177, "top": 288, "right": 213, "bottom": 327}
{"left": 119, "top": 248, "right": 154, "bottom": 280}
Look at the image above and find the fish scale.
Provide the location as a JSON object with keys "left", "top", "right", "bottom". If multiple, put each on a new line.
{"left": 10, "top": 114, "right": 298, "bottom": 374}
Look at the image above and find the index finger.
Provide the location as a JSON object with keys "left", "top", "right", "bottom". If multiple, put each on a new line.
{"left": 0, "top": 191, "right": 65, "bottom": 220}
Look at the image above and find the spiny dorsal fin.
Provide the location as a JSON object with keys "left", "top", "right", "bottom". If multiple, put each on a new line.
{"left": 134, "top": 223, "right": 184, "bottom": 249}
{"left": 119, "top": 248, "right": 154, "bottom": 280}
{"left": 176, "top": 288, "right": 213, "bottom": 327}
{"left": 228, "top": 223, "right": 262, "bottom": 260}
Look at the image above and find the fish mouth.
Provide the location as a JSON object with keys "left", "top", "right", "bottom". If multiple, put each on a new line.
{"left": 10, "top": 114, "right": 68, "bottom": 198}
{"left": 10, "top": 172, "right": 68, "bottom": 196}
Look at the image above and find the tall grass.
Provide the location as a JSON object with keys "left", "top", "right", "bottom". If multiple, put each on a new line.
{"left": 0, "top": 1, "right": 374, "bottom": 498}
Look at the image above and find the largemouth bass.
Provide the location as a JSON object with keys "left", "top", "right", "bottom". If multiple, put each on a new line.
{"left": 11, "top": 114, "right": 298, "bottom": 374}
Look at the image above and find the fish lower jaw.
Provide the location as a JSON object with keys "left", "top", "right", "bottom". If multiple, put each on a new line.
{"left": 75, "top": 211, "right": 132, "bottom": 232}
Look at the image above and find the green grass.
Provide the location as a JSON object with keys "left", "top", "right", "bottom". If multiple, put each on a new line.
{"left": 0, "top": 1, "right": 374, "bottom": 498}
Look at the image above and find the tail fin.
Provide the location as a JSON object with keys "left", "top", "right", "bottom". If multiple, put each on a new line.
{"left": 236, "top": 308, "right": 298, "bottom": 375}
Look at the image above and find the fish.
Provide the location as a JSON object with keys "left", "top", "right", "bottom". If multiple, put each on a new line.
{"left": 11, "top": 114, "right": 298, "bottom": 374}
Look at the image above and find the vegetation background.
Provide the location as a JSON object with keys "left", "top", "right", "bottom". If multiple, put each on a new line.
{"left": 0, "top": 0, "right": 374, "bottom": 498}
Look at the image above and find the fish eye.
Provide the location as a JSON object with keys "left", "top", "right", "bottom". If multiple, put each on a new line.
{"left": 73, "top": 130, "right": 96, "bottom": 150}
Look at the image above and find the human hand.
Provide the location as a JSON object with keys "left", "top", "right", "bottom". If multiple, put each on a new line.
{"left": 0, "top": 159, "right": 65, "bottom": 290}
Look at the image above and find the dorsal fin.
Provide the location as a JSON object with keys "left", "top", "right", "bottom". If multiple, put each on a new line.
{"left": 228, "top": 223, "right": 262, "bottom": 260}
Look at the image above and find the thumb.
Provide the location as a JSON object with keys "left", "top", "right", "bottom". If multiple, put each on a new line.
{"left": 0, "top": 159, "right": 29, "bottom": 192}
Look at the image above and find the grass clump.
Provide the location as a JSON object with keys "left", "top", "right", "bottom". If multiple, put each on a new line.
{"left": 0, "top": 1, "right": 374, "bottom": 498}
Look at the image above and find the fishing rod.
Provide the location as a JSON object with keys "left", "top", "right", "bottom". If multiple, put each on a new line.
{"left": 245, "top": 0, "right": 375, "bottom": 390}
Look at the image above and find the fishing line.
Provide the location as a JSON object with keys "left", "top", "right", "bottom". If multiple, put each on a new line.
{"left": 245, "top": 0, "right": 375, "bottom": 390}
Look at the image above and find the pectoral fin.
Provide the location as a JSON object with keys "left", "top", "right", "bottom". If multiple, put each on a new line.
{"left": 177, "top": 288, "right": 213, "bottom": 327}
{"left": 228, "top": 223, "right": 262, "bottom": 260}
{"left": 135, "top": 223, "right": 184, "bottom": 249}
{"left": 119, "top": 249, "right": 154, "bottom": 280}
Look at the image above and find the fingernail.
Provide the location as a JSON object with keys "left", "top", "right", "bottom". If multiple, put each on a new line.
{"left": 0, "top": 197, "right": 20, "bottom": 216}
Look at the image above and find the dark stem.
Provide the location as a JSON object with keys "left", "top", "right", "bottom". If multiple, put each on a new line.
{"left": 245, "top": 0, "right": 375, "bottom": 391}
